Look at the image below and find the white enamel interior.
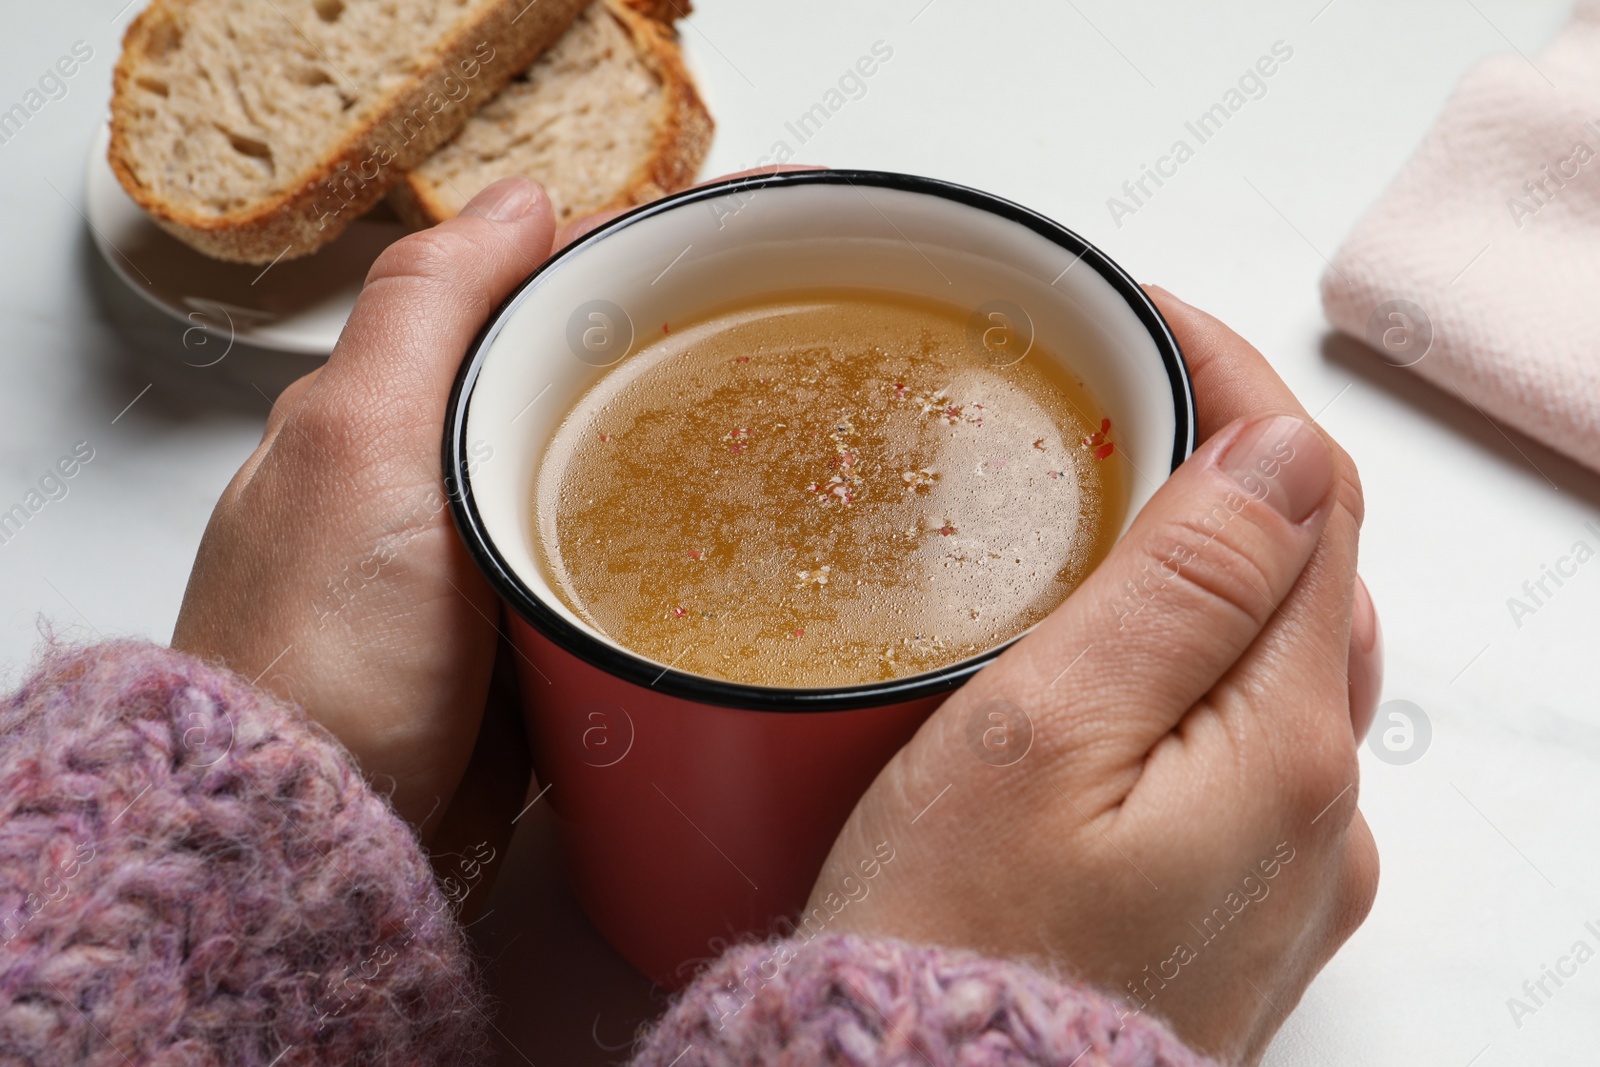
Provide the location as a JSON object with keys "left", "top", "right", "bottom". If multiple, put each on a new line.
{"left": 463, "top": 179, "right": 1182, "bottom": 672}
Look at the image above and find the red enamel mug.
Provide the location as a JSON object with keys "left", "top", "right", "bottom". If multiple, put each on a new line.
{"left": 443, "top": 169, "right": 1194, "bottom": 986}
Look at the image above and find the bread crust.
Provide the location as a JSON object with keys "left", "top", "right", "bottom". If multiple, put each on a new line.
{"left": 620, "top": 0, "right": 692, "bottom": 21}
{"left": 389, "top": 0, "right": 711, "bottom": 230}
{"left": 108, "top": 0, "right": 590, "bottom": 263}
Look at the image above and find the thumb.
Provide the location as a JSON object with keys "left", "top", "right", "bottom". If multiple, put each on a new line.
{"left": 991, "top": 412, "right": 1338, "bottom": 760}
{"left": 310, "top": 177, "right": 557, "bottom": 448}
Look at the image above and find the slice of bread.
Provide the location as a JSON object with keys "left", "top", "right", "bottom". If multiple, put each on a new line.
{"left": 389, "top": 0, "right": 711, "bottom": 229}
{"left": 108, "top": 0, "right": 590, "bottom": 264}
{"left": 620, "top": 0, "right": 692, "bottom": 20}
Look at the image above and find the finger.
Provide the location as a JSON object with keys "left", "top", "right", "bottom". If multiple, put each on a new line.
{"left": 1147, "top": 285, "right": 1368, "bottom": 743}
{"left": 1160, "top": 486, "right": 1369, "bottom": 837}
{"left": 1145, "top": 285, "right": 1309, "bottom": 436}
{"left": 988, "top": 412, "right": 1337, "bottom": 759}
{"left": 1347, "top": 575, "right": 1383, "bottom": 739}
{"left": 555, "top": 209, "right": 626, "bottom": 250}
{"left": 1148, "top": 284, "right": 1364, "bottom": 530}
{"left": 556, "top": 164, "right": 828, "bottom": 248}
{"left": 303, "top": 177, "right": 558, "bottom": 460}
{"left": 1154, "top": 471, "right": 1367, "bottom": 823}
{"left": 697, "top": 162, "right": 827, "bottom": 184}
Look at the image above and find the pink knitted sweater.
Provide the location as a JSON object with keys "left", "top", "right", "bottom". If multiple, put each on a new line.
{"left": 0, "top": 642, "right": 1214, "bottom": 1067}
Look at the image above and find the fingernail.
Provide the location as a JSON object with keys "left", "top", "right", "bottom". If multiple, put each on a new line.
{"left": 1218, "top": 414, "right": 1333, "bottom": 523}
{"left": 1348, "top": 574, "right": 1383, "bottom": 740}
{"left": 1352, "top": 575, "right": 1379, "bottom": 654}
{"left": 465, "top": 177, "right": 541, "bottom": 222}
{"left": 1142, "top": 283, "right": 1188, "bottom": 308}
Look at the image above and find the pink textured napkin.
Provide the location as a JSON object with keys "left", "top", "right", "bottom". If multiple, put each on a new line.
{"left": 1321, "top": 0, "right": 1600, "bottom": 472}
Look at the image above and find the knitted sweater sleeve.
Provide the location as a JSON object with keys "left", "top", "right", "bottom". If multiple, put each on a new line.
{"left": 0, "top": 640, "right": 1217, "bottom": 1067}
{"left": 628, "top": 934, "right": 1218, "bottom": 1067}
{"left": 0, "top": 640, "right": 491, "bottom": 1066}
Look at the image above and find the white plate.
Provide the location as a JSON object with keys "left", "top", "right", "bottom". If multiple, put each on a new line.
{"left": 84, "top": 123, "right": 410, "bottom": 355}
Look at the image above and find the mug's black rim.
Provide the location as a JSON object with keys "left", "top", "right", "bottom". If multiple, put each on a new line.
{"left": 443, "top": 169, "right": 1195, "bottom": 712}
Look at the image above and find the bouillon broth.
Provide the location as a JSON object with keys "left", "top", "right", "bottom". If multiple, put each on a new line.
{"left": 533, "top": 289, "right": 1125, "bottom": 687}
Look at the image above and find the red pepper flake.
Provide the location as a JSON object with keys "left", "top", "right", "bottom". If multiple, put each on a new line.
{"left": 599, "top": 433, "right": 612, "bottom": 442}
{"left": 729, "top": 444, "right": 745, "bottom": 454}
{"left": 671, "top": 606, "right": 688, "bottom": 618}
{"left": 1033, "top": 438, "right": 1046, "bottom": 450}
{"left": 1085, "top": 419, "right": 1115, "bottom": 457}
{"left": 688, "top": 549, "right": 703, "bottom": 560}
{"left": 663, "top": 322, "right": 671, "bottom": 334}
{"left": 893, "top": 383, "right": 909, "bottom": 399}
{"left": 940, "top": 523, "right": 958, "bottom": 536}
{"left": 792, "top": 628, "right": 805, "bottom": 638}
{"left": 733, "top": 355, "right": 751, "bottom": 364}
{"left": 1047, "top": 470, "right": 1067, "bottom": 480}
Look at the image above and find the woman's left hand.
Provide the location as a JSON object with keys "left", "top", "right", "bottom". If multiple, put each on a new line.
{"left": 173, "top": 177, "right": 556, "bottom": 835}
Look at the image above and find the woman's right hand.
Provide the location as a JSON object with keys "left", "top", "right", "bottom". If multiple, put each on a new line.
{"left": 811, "top": 287, "right": 1381, "bottom": 1066}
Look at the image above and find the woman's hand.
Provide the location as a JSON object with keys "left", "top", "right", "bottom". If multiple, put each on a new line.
{"left": 172, "top": 178, "right": 557, "bottom": 834}
{"left": 172, "top": 166, "right": 823, "bottom": 843}
{"left": 811, "top": 287, "right": 1382, "bottom": 1066}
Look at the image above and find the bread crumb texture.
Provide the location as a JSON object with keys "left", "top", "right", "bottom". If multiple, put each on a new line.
{"left": 404, "top": 0, "right": 710, "bottom": 224}
{"left": 115, "top": 0, "right": 514, "bottom": 216}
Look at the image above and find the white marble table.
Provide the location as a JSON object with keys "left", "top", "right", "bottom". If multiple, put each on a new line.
{"left": 3, "top": 1, "right": 1595, "bottom": 1064}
